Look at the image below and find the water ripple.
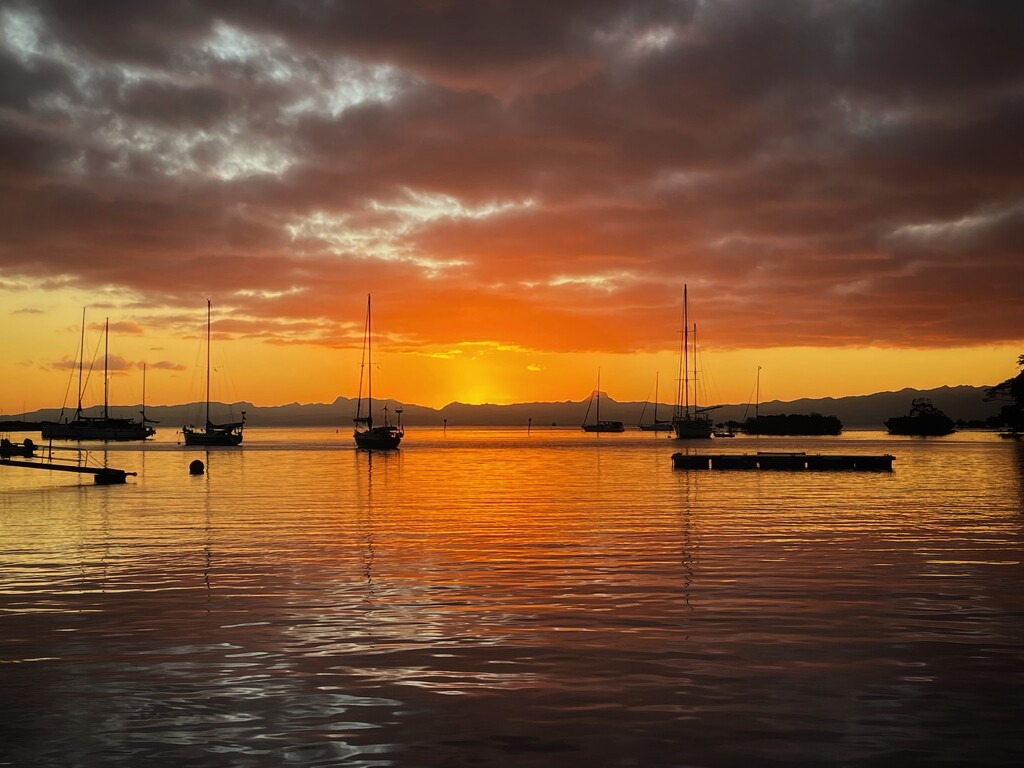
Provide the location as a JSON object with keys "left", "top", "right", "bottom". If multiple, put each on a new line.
{"left": 2, "top": 429, "right": 1022, "bottom": 766}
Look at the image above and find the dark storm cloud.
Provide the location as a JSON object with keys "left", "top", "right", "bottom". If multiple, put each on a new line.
{"left": 27, "top": 0, "right": 211, "bottom": 67}
{"left": 119, "top": 81, "right": 230, "bottom": 128}
{"left": 1, "top": 0, "right": 1022, "bottom": 351}
{"left": 0, "top": 46, "right": 68, "bottom": 109}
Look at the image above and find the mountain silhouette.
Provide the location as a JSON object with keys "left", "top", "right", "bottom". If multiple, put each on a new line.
{"left": 3, "top": 384, "right": 1001, "bottom": 431}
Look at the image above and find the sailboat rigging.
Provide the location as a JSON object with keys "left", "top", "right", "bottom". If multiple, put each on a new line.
{"left": 671, "top": 285, "right": 720, "bottom": 439}
{"left": 140, "top": 363, "right": 159, "bottom": 427}
{"left": 353, "top": 294, "right": 404, "bottom": 450}
{"left": 182, "top": 299, "right": 245, "bottom": 446}
{"left": 638, "top": 372, "right": 672, "bottom": 431}
{"left": 582, "top": 368, "right": 625, "bottom": 432}
{"left": 42, "top": 311, "right": 156, "bottom": 441}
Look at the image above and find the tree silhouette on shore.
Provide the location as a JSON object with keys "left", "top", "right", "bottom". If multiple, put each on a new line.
{"left": 884, "top": 398, "right": 955, "bottom": 436}
{"left": 985, "top": 354, "right": 1024, "bottom": 433}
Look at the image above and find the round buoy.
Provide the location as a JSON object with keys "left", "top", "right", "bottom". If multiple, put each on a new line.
{"left": 189, "top": 459, "right": 205, "bottom": 475}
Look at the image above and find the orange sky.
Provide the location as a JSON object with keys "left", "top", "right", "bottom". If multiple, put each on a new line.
{"left": 1, "top": 2, "right": 1022, "bottom": 413}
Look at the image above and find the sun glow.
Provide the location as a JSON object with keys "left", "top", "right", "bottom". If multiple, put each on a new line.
{"left": 0, "top": 270, "right": 1020, "bottom": 415}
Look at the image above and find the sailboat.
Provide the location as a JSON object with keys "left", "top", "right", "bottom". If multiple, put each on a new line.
{"left": 671, "top": 285, "right": 720, "bottom": 439}
{"left": 638, "top": 372, "right": 672, "bottom": 431}
{"left": 581, "top": 368, "right": 625, "bottom": 432}
{"left": 139, "top": 363, "right": 160, "bottom": 431}
{"left": 42, "top": 312, "right": 156, "bottom": 441}
{"left": 183, "top": 300, "right": 245, "bottom": 446}
{"left": 353, "top": 294, "right": 404, "bottom": 450}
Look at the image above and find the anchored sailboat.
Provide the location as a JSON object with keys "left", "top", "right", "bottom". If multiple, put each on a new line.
{"left": 182, "top": 300, "right": 245, "bottom": 446}
{"left": 638, "top": 372, "right": 672, "bottom": 431}
{"left": 671, "top": 285, "right": 720, "bottom": 439}
{"left": 42, "top": 312, "right": 156, "bottom": 441}
{"left": 582, "top": 368, "right": 625, "bottom": 432}
{"left": 353, "top": 294, "right": 404, "bottom": 450}
{"left": 140, "top": 363, "right": 159, "bottom": 430}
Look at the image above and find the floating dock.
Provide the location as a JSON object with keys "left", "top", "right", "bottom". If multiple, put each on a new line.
{"left": 671, "top": 451, "right": 895, "bottom": 471}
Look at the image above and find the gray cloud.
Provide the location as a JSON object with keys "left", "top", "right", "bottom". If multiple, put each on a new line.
{"left": 1, "top": 0, "right": 1022, "bottom": 352}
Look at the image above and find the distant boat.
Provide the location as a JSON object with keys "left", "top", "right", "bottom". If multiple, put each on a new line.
{"left": 182, "top": 300, "right": 245, "bottom": 446}
{"left": 353, "top": 294, "right": 404, "bottom": 450}
{"left": 743, "top": 413, "right": 843, "bottom": 436}
{"left": 582, "top": 368, "right": 625, "bottom": 433}
{"left": 671, "top": 285, "right": 720, "bottom": 439}
{"left": 41, "top": 312, "right": 156, "bottom": 441}
{"left": 140, "top": 363, "right": 159, "bottom": 430}
{"left": 739, "top": 366, "right": 841, "bottom": 436}
{"left": 638, "top": 372, "right": 673, "bottom": 431}
{"left": 0, "top": 437, "right": 36, "bottom": 458}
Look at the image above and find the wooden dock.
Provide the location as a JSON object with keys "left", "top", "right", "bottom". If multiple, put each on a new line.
{"left": 1, "top": 443, "right": 136, "bottom": 484}
{"left": 672, "top": 451, "right": 895, "bottom": 471}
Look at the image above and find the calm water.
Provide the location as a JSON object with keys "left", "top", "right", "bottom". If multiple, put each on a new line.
{"left": 2, "top": 428, "right": 1022, "bottom": 767}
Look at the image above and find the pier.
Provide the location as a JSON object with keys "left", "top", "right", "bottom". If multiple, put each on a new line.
{"left": 672, "top": 451, "right": 895, "bottom": 471}
{"left": 1, "top": 443, "right": 136, "bottom": 484}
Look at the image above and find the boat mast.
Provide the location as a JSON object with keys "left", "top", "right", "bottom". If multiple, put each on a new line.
{"left": 103, "top": 317, "right": 109, "bottom": 420}
{"left": 205, "top": 299, "right": 211, "bottom": 428}
{"left": 654, "top": 372, "right": 659, "bottom": 423}
{"left": 77, "top": 308, "right": 86, "bottom": 417}
{"left": 692, "top": 323, "right": 698, "bottom": 415}
{"left": 596, "top": 367, "right": 601, "bottom": 424}
{"left": 683, "top": 285, "right": 689, "bottom": 419}
{"left": 674, "top": 289, "right": 685, "bottom": 420}
{"left": 756, "top": 365, "right": 761, "bottom": 419}
{"left": 354, "top": 294, "right": 370, "bottom": 428}
{"left": 367, "top": 294, "right": 373, "bottom": 427}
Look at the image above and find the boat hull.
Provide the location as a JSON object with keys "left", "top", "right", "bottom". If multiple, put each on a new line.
{"left": 672, "top": 417, "right": 713, "bottom": 440}
{"left": 41, "top": 420, "right": 155, "bottom": 441}
{"left": 0, "top": 438, "right": 36, "bottom": 458}
{"left": 638, "top": 423, "right": 673, "bottom": 432}
{"left": 354, "top": 426, "right": 403, "bottom": 450}
{"left": 183, "top": 427, "right": 243, "bottom": 446}
{"left": 582, "top": 421, "right": 625, "bottom": 433}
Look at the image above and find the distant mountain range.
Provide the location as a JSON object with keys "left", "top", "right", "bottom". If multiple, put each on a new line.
{"left": 4, "top": 384, "right": 1000, "bottom": 431}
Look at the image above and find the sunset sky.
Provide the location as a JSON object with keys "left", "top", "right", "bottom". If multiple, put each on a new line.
{"left": 1, "top": 1, "right": 1022, "bottom": 413}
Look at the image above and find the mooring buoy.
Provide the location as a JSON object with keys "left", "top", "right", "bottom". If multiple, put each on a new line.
{"left": 189, "top": 459, "right": 205, "bottom": 475}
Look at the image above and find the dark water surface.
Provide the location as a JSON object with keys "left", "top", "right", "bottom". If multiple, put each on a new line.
{"left": 2, "top": 428, "right": 1023, "bottom": 766}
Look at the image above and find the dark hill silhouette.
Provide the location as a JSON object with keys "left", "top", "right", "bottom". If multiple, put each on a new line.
{"left": 2, "top": 384, "right": 1002, "bottom": 431}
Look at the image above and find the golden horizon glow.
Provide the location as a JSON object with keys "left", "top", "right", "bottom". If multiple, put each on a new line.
{"left": 0, "top": 284, "right": 1018, "bottom": 413}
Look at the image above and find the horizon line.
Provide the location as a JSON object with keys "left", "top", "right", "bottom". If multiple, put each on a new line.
{"left": 3, "top": 381, "right": 994, "bottom": 416}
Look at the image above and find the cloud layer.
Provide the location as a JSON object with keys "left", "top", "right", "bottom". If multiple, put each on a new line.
{"left": 2, "top": 0, "right": 1023, "bottom": 357}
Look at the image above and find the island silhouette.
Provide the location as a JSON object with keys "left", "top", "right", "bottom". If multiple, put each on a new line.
{"left": 884, "top": 398, "right": 956, "bottom": 436}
